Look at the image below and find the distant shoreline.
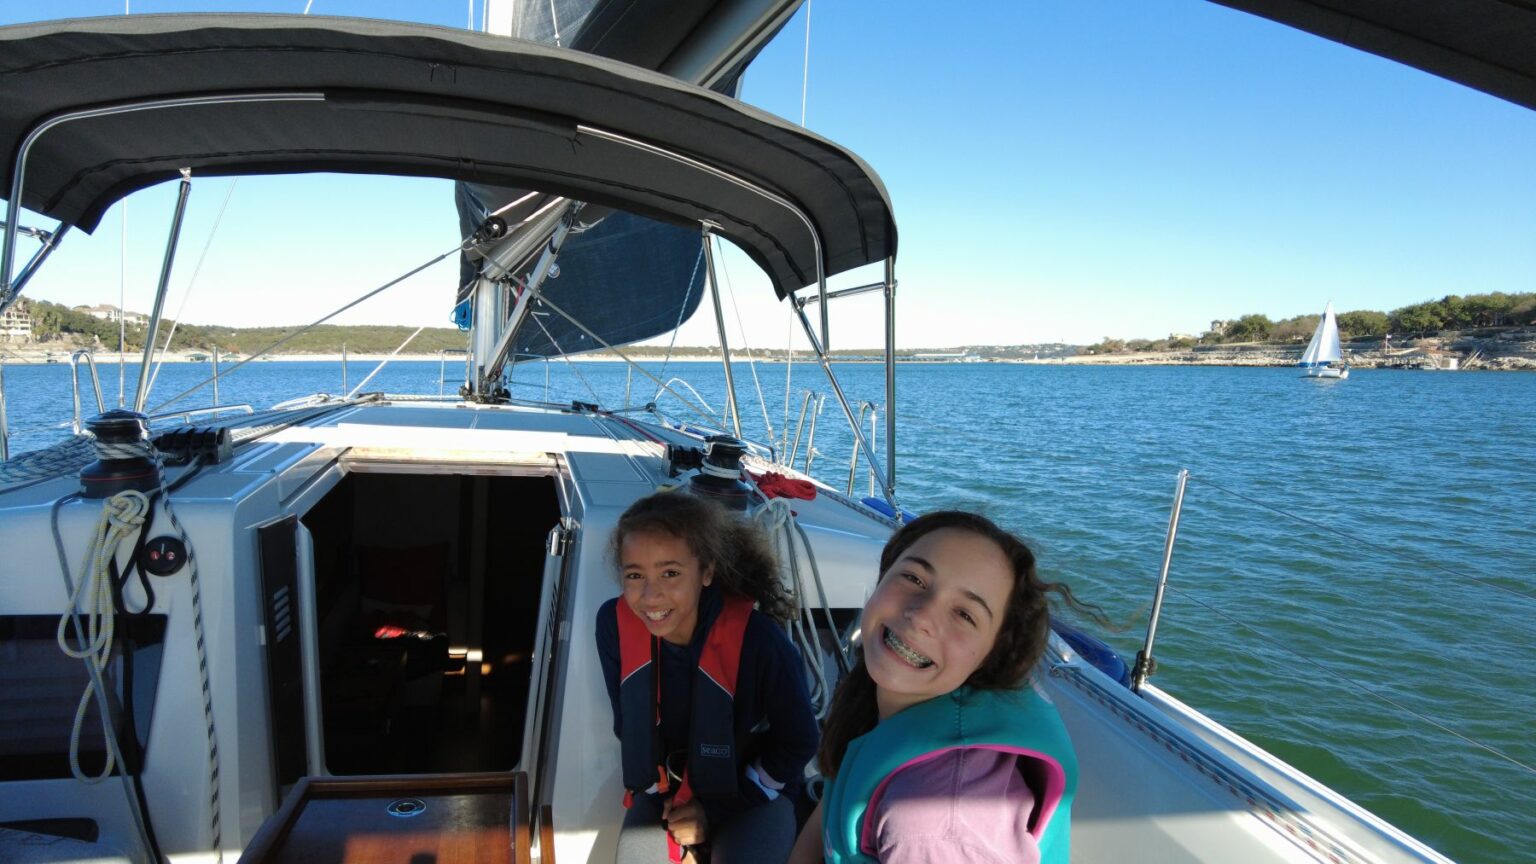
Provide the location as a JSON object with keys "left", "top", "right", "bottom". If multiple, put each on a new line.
{"left": 4, "top": 345, "right": 1532, "bottom": 370}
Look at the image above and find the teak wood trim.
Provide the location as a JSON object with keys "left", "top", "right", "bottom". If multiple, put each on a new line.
{"left": 237, "top": 771, "right": 530, "bottom": 864}
{"left": 539, "top": 804, "right": 556, "bottom": 864}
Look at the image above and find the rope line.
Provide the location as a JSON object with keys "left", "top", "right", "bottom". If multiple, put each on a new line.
{"left": 156, "top": 482, "right": 224, "bottom": 859}
{"left": 1187, "top": 474, "right": 1535, "bottom": 603}
{"left": 1165, "top": 582, "right": 1536, "bottom": 777}
{"left": 55, "top": 490, "right": 149, "bottom": 783}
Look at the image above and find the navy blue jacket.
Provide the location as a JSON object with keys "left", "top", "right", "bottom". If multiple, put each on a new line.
{"left": 596, "top": 585, "right": 819, "bottom": 803}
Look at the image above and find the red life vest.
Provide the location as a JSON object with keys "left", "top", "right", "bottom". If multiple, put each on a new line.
{"left": 614, "top": 591, "right": 755, "bottom": 807}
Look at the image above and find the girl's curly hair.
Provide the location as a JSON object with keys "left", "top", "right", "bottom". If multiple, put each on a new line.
{"left": 610, "top": 491, "right": 795, "bottom": 623}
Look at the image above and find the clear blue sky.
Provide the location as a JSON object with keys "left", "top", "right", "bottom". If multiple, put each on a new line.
{"left": 5, "top": 1, "right": 1533, "bottom": 348}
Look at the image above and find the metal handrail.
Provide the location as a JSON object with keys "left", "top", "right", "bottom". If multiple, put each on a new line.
{"left": 0, "top": 362, "right": 9, "bottom": 461}
{"left": 438, "top": 348, "right": 469, "bottom": 397}
{"left": 508, "top": 352, "right": 552, "bottom": 401}
{"left": 788, "top": 390, "right": 821, "bottom": 468}
{"left": 69, "top": 350, "right": 105, "bottom": 433}
{"left": 651, "top": 377, "right": 719, "bottom": 419}
{"left": 802, "top": 393, "right": 825, "bottom": 474}
{"left": 149, "top": 403, "right": 255, "bottom": 426}
{"left": 1132, "top": 469, "right": 1189, "bottom": 692}
{"left": 847, "top": 401, "right": 879, "bottom": 497}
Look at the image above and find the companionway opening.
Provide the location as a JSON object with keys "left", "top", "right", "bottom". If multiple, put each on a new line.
{"left": 301, "top": 471, "right": 560, "bottom": 775}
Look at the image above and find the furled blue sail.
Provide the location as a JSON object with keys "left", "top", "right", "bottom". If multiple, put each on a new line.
{"left": 452, "top": 0, "right": 793, "bottom": 357}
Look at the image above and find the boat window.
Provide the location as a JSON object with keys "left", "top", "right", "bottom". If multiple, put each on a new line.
{"left": 0, "top": 614, "right": 166, "bottom": 781}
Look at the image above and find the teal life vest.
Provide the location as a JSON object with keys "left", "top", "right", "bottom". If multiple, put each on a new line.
{"left": 822, "top": 682, "right": 1078, "bottom": 864}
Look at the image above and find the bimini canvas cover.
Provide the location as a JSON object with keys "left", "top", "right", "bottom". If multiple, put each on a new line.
{"left": 0, "top": 14, "right": 895, "bottom": 301}
{"left": 1208, "top": 1, "right": 1536, "bottom": 111}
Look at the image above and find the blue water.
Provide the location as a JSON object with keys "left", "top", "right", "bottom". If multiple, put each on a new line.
{"left": 4, "top": 358, "right": 1532, "bottom": 862}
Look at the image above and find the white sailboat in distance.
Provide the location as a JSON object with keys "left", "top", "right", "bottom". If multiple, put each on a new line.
{"left": 1299, "top": 301, "right": 1350, "bottom": 379}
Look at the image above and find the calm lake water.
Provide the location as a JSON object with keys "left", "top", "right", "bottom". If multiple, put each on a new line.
{"left": 3, "top": 357, "right": 1532, "bottom": 862}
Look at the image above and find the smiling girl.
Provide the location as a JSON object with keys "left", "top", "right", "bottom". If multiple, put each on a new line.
{"left": 790, "top": 511, "right": 1098, "bottom": 864}
{"left": 597, "top": 492, "right": 818, "bottom": 864}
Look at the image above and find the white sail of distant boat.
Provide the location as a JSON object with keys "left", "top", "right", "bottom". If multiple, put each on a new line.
{"left": 1298, "top": 301, "right": 1350, "bottom": 379}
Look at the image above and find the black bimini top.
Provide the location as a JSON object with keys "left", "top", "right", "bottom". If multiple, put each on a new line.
{"left": 1209, "top": 1, "right": 1536, "bottom": 112}
{"left": 0, "top": 14, "right": 895, "bottom": 298}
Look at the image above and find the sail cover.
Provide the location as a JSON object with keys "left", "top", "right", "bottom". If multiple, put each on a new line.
{"left": 452, "top": 0, "right": 793, "bottom": 356}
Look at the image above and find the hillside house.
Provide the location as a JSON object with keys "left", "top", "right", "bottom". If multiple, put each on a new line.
{"left": 0, "top": 307, "right": 32, "bottom": 342}
{"left": 74, "top": 304, "right": 148, "bottom": 325}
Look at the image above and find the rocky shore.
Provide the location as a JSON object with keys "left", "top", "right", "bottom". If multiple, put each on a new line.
{"left": 1030, "top": 331, "right": 1536, "bottom": 371}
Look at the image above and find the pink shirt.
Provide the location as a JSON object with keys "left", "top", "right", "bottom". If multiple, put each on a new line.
{"left": 866, "top": 748, "right": 1040, "bottom": 864}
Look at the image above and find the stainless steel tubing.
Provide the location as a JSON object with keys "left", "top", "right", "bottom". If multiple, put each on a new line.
{"left": 803, "top": 393, "right": 823, "bottom": 473}
{"left": 69, "top": 350, "right": 106, "bottom": 434}
{"left": 1132, "top": 468, "right": 1190, "bottom": 693}
{"left": 789, "top": 390, "right": 817, "bottom": 467}
{"left": 0, "top": 363, "right": 9, "bottom": 461}
{"left": 702, "top": 229, "right": 742, "bottom": 438}
{"left": 4, "top": 223, "right": 71, "bottom": 311}
{"left": 848, "top": 401, "right": 877, "bottom": 496}
{"left": 884, "top": 257, "right": 897, "bottom": 492}
{"left": 792, "top": 300, "right": 899, "bottom": 511}
{"left": 4, "top": 92, "right": 323, "bottom": 318}
{"left": 134, "top": 170, "right": 192, "bottom": 413}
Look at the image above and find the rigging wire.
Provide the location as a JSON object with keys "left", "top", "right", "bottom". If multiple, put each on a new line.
{"left": 527, "top": 287, "right": 726, "bottom": 430}
{"left": 526, "top": 307, "right": 604, "bottom": 407}
{"left": 656, "top": 247, "right": 705, "bottom": 385}
{"left": 147, "top": 178, "right": 238, "bottom": 397}
{"left": 799, "top": 0, "right": 812, "bottom": 127}
{"left": 346, "top": 326, "right": 426, "bottom": 398}
{"left": 1187, "top": 474, "right": 1536, "bottom": 603}
{"left": 1164, "top": 582, "right": 1536, "bottom": 777}
{"left": 147, "top": 240, "right": 468, "bottom": 414}
{"left": 714, "top": 235, "right": 776, "bottom": 448}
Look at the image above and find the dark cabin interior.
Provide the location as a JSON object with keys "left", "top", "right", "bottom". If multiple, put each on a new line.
{"left": 301, "top": 471, "right": 561, "bottom": 775}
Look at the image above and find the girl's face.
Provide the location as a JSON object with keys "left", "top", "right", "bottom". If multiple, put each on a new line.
{"left": 620, "top": 530, "right": 714, "bottom": 646}
{"left": 860, "top": 528, "right": 1014, "bottom": 719}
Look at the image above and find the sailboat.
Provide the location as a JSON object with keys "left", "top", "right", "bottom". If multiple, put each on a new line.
{"left": 1298, "top": 301, "right": 1350, "bottom": 380}
{"left": 0, "top": 3, "right": 1529, "bottom": 863}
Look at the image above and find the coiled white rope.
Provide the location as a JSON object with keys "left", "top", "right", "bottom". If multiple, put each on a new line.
{"left": 753, "top": 498, "right": 836, "bottom": 719}
{"left": 55, "top": 489, "right": 150, "bottom": 783}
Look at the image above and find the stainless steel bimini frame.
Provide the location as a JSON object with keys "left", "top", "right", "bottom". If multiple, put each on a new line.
{"left": 578, "top": 125, "right": 900, "bottom": 509}
{"left": 1, "top": 92, "right": 326, "bottom": 315}
{"left": 2, "top": 91, "right": 902, "bottom": 509}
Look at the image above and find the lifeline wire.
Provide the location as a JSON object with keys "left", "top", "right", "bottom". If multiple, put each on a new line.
{"left": 1165, "top": 581, "right": 1536, "bottom": 777}
{"left": 149, "top": 240, "right": 469, "bottom": 414}
{"left": 1187, "top": 474, "right": 1536, "bottom": 603}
